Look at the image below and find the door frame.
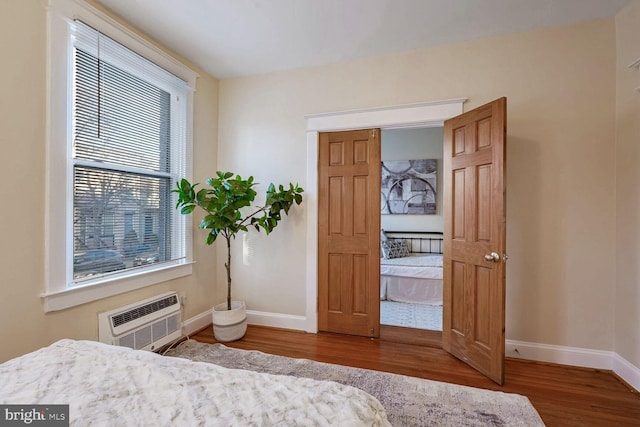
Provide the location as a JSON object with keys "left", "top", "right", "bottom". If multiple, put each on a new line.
{"left": 303, "top": 98, "right": 467, "bottom": 333}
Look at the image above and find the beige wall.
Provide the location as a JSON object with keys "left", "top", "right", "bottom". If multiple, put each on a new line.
{"left": 0, "top": 1, "right": 219, "bottom": 362}
{"left": 1, "top": 1, "right": 633, "bottom": 366}
{"left": 615, "top": 0, "right": 640, "bottom": 368}
{"left": 219, "top": 18, "right": 619, "bottom": 350}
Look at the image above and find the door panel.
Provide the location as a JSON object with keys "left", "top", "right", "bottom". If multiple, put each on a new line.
{"left": 453, "top": 170, "right": 466, "bottom": 239}
{"left": 353, "top": 254, "right": 368, "bottom": 313}
{"left": 443, "top": 98, "right": 507, "bottom": 385}
{"left": 451, "top": 261, "right": 465, "bottom": 332}
{"left": 477, "top": 165, "right": 492, "bottom": 242}
{"left": 475, "top": 266, "right": 492, "bottom": 345}
{"left": 353, "top": 176, "right": 368, "bottom": 234}
{"left": 318, "top": 129, "right": 381, "bottom": 337}
{"left": 329, "top": 177, "right": 343, "bottom": 234}
{"left": 328, "top": 254, "right": 342, "bottom": 311}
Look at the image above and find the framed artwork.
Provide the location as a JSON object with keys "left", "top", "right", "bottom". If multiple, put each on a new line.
{"left": 381, "top": 159, "right": 437, "bottom": 214}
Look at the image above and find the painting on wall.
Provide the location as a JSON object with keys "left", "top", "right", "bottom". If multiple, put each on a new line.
{"left": 381, "top": 159, "right": 437, "bottom": 215}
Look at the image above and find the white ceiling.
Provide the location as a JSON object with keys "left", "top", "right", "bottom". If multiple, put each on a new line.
{"left": 96, "top": 0, "right": 629, "bottom": 79}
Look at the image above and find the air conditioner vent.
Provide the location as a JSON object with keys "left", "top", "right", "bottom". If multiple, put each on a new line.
{"left": 98, "top": 292, "right": 182, "bottom": 352}
{"left": 111, "top": 295, "right": 178, "bottom": 327}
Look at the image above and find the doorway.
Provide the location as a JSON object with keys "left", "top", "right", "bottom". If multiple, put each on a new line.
{"left": 379, "top": 128, "right": 445, "bottom": 346}
{"left": 305, "top": 98, "right": 467, "bottom": 336}
{"left": 308, "top": 97, "right": 507, "bottom": 385}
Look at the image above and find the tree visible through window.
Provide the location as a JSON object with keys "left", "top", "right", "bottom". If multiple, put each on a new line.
{"left": 71, "top": 21, "right": 187, "bottom": 282}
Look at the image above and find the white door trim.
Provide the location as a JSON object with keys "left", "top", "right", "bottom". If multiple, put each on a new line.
{"left": 304, "top": 98, "right": 467, "bottom": 332}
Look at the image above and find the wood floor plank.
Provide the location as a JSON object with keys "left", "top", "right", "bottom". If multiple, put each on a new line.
{"left": 190, "top": 325, "right": 640, "bottom": 427}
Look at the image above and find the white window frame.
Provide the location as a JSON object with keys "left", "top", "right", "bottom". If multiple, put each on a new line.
{"left": 43, "top": 0, "right": 198, "bottom": 312}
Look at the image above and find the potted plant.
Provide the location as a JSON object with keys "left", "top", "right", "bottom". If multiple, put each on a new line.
{"left": 174, "top": 171, "right": 303, "bottom": 342}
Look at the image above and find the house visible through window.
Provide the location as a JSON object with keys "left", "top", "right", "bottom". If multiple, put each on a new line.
{"left": 70, "top": 21, "right": 188, "bottom": 283}
{"left": 45, "top": 1, "right": 195, "bottom": 311}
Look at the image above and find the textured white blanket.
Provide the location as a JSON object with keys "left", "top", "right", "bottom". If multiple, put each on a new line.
{"left": 0, "top": 339, "right": 390, "bottom": 426}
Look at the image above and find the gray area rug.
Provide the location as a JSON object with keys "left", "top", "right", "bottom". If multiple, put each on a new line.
{"left": 166, "top": 340, "right": 544, "bottom": 426}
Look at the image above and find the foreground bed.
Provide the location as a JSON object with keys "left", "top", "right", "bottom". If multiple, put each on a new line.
{"left": 0, "top": 339, "right": 390, "bottom": 426}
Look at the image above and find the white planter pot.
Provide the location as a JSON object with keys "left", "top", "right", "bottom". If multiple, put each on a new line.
{"left": 212, "top": 300, "right": 247, "bottom": 342}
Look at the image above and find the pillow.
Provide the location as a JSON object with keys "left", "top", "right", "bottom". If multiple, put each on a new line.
{"left": 380, "top": 229, "right": 389, "bottom": 258}
{"left": 381, "top": 239, "right": 410, "bottom": 259}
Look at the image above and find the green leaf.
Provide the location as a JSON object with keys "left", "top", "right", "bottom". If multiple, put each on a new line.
{"left": 205, "top": 232, "right": 216, "bottom": 245}
{"left": 181, "top": 205, "right": 196, "bottom": 215}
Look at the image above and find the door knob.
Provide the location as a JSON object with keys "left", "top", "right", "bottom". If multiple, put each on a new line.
{"left": 484, "top": 252, "right": 500, "bottom": 262}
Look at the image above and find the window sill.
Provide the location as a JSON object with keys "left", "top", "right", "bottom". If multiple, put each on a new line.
{"left": 41, "top": 261, "right": 194, "bottom": 312}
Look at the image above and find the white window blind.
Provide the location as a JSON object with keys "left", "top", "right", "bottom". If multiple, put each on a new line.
{"left": 70, "top": 21, "right": 188, "bottom": 284}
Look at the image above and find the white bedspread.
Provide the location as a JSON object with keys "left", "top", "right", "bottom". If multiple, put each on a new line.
{"left": 0, "top": 339, "right": 390, "bottom": 426}
{"left": 380, "top": 254, "right": 443, "bottom": 279}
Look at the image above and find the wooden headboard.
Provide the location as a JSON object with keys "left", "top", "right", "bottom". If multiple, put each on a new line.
{"left": 384, "top": 231, "right": 443, "bottom": 254}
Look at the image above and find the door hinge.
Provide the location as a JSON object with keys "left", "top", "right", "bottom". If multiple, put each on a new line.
{"left": 371, "top": 129, "right": 377, "bottom": 138}
{"left": 369, "top": 327, "right": 375, "bottom": 338}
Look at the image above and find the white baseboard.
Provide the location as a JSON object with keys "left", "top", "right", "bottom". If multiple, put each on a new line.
{"left": 613, "top": 352, "right": 640, "bottom": 392}
{"left": 246, "top": 309, "right": 310, "bottom": 332}
{"left": 507, "top": 339, "right": 640, "bottom": 392}
{"left": 506, "top": 339, "right": 614, "bottom": 369}
{"left": 181, "top": 308, "right": 311, "bottom": 336}
{"left": 182, "top": 309, "right": 640, "bottom": 392}
{"left": 181, "top": 308, "right": 213, "bottom": 336}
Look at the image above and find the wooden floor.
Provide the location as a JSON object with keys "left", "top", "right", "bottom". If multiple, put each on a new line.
{"left": 191, "top": 325, "right": 640, "bottom": 427}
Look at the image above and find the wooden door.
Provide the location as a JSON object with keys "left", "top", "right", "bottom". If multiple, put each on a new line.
{"left": 318, "top": 129, "right": 381, "bottom": 337}
{"left": 442, "top": 98, "right": 507, "bottom": 385}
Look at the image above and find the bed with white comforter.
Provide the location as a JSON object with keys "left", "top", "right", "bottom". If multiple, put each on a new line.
{"left": 0, "top": 339, "right": 390, "bottom": 426}
{"left": 380, "top": 253, "right": 443, "bottom": 305}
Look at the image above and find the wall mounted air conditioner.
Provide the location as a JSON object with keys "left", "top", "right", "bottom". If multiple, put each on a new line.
{"left": 98, "top": 291, "right": 182, "bottom": 352}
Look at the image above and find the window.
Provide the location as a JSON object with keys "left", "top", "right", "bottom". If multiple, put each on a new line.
{"left": 45, "top": 1, "right": 197, "bottom": 311}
